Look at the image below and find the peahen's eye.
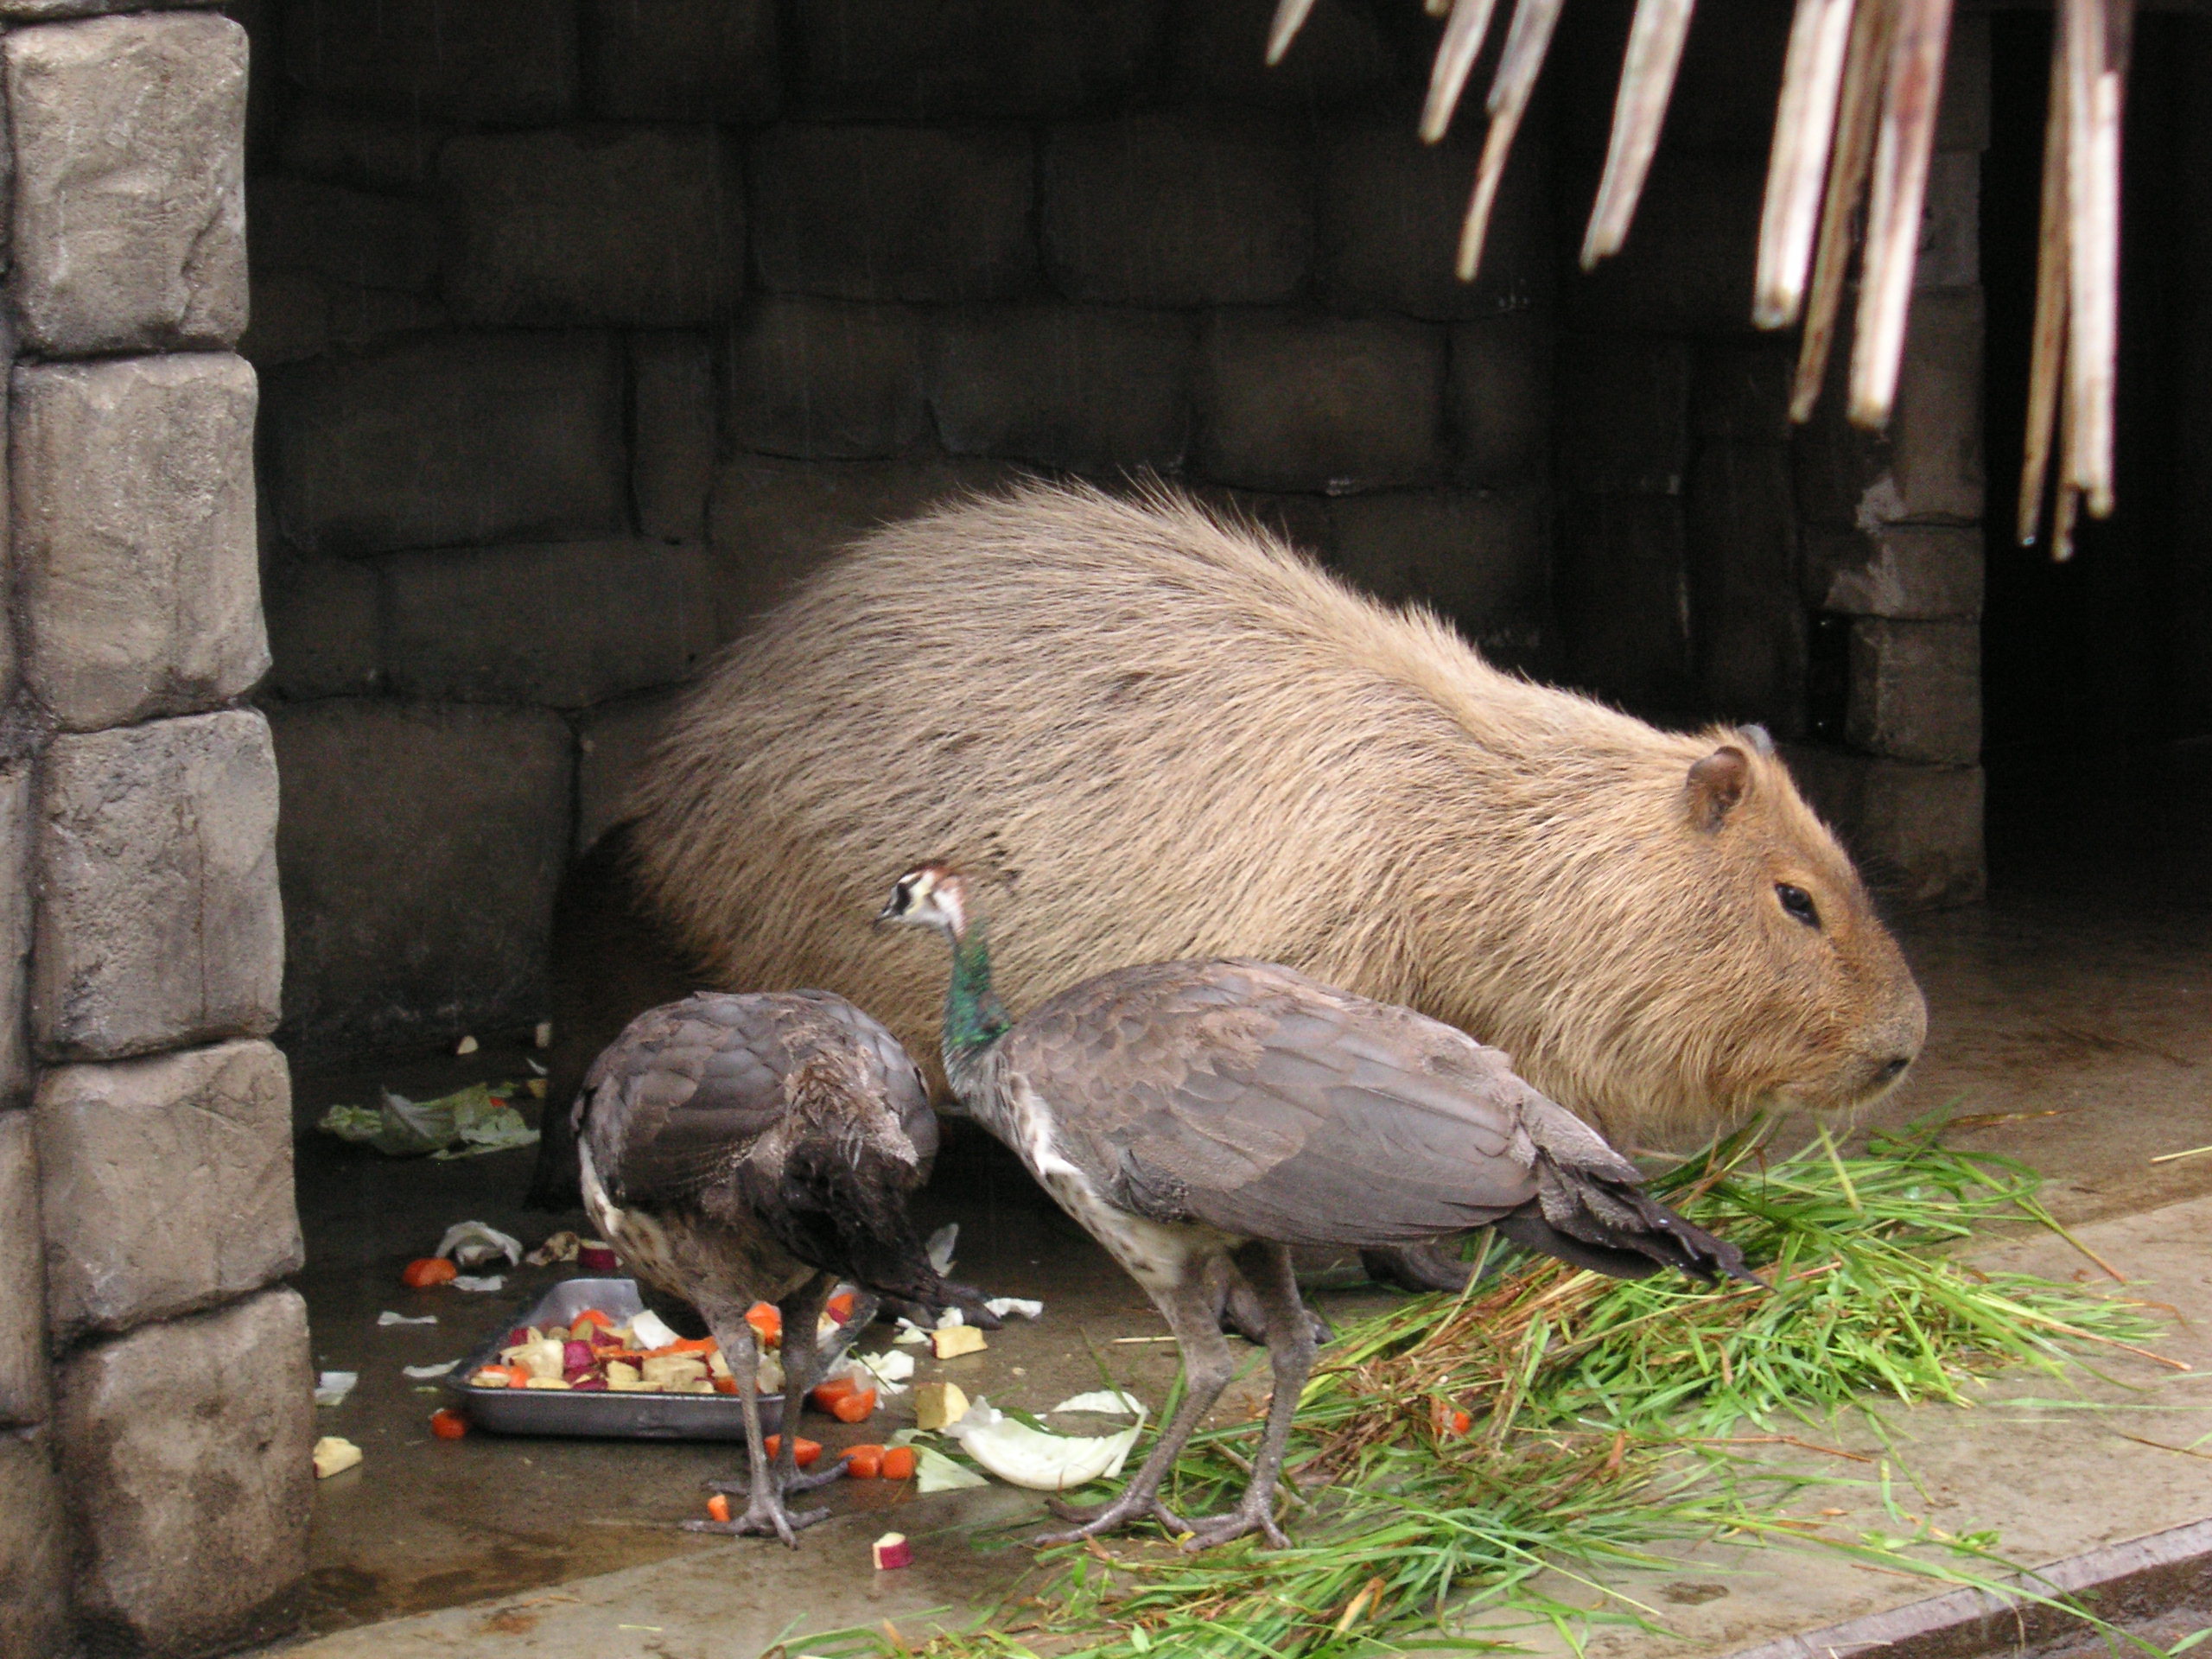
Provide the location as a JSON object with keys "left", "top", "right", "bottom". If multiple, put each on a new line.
{"left": 1776, "top": 883, "right": 1821, "bottom": 929}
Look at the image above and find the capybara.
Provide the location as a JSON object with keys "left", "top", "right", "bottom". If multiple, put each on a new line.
{"left": 529, "top": 481, "right": 1924, "bottom": 1210}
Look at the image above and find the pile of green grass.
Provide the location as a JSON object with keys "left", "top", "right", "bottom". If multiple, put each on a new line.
{"left": 801, "top": 1122, "right": 2171, "bottom": 1659}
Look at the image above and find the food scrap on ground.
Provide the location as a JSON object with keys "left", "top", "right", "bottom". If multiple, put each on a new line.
{"left": 983, "top": 1297, "right": 1043, "bottom": 1320}
{"left": 400, "top": 1257, "right": 457, "bottom": 1288}
{"left": 450, "top": 1274, "right": 505, "bottom": 1293}
{"left": 402, "top": 1361, "right": 458, "bottom": 1380}
{"left": 1048, "top": 1389, "right": 1142, "bottom": 1416}
{"left": 872, "top": 1531, "right": 912, "bottom": 1571}
{"left": 436, "top": 1220, "right": 522, "bottom": 1268}
{"left": 705, "top": 1493, "right": 731, "bottom": 1524}
{"left": 913, "top": 1381, "right": 969, "bottom": 1432}
{"left": 937, "top": 1396, "right": 1144, "bottom": 1492}
{"left": 378, "top": 1311, "right": 436, "bottom": 1326}
{"left": 313, "top": 1371, "right": 357, "bottom": 1408}
{"left": 524, "top": 1230, "right": 581, "bottom": 1267}
{"left": 429, "top": 1408, "right": 468, "bottom": 1440}
{"left": 313, "top": 1436, "right": 363, "bottom": 1478}
{"left": 931, "top": 1324, "right": 988, "bottom": 1359}
{"left": 317, "top": 1082, "right": 539, "bottom": 1160}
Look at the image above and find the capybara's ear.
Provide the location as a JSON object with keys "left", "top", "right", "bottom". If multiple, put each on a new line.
{"left": 1685, "top": 746, "right": 1751, "bottom": 831}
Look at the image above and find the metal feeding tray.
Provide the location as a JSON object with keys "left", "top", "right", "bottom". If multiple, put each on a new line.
{"left": 450, "top": 1276, "right": 809, "bottom": 1441}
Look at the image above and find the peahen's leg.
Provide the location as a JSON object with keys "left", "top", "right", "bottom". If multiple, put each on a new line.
{"left": 764, "top": 1273, "right": 852, "bottom": 1496}
{"left": 683, "top": 1301, "right": 829, "bottom": 1547}
{"left": 1176, "top": 1241, "right": 1317, "bottom": 1550}
{"left": 1035, "top": 1265, "right": 1236, "bottom": 1545}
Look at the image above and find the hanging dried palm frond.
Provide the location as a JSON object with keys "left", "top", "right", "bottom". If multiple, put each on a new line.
{"left": 1265, "top": 0, "right": 2136, "bottom": 560}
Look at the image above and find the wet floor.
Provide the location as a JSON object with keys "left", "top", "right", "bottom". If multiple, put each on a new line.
{"left": 272, "top": 741, "right": 2212, "bottom": 1652}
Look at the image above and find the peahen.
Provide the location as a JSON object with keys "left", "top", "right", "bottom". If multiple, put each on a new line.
{"left": 575, "top": 989, "right": 997, "bottom": 1544}
{"left": 878, "top": 863, "right": 1755, "bottom": 1549}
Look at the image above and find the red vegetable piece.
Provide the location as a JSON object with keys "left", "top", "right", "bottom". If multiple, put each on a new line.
{"left": 563, "top": 1340, "right": 594, "bottom": 1372}
{"left": 570, "top": 1376, "right": 608, "bottom": 1392}
{"left": 401, "top": 1257, "right": 457, "bottom": 1288}
{"left": 429, "top": 1408, "right": 468, "bottom": 1440}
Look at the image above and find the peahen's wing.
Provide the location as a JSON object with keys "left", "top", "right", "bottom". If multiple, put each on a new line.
{"left": 999, "top": 960, "right": 1554, "bottom": 1249}
{"left": 580, "top": 994, "right": 797, "bottom": 1207}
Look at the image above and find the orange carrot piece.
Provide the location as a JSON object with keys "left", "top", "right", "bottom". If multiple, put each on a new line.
{"left": 826, "top": 1290, "right": 858, "bottom": 1324}
{"left": 429, "top": 1408, "right": 468, "bottom": 1440}
{"left": 762, "top": 1435, "right": 823, "bottom": 1468}
{"left": 879, "top": 1446, "right": 916, "bottom": 1480}
{"left": 401, "top": 1257, "right": 457, "bottom": 1288}
{"left": 827, "top": 1387, "right": 877, "bottom": 1424}
{"left": 745, "top": 1303, "right": 781, "bottom": 1346}
{"left": 569, "top": 1308, "right": 613, "bottom": 1333}
{"left": 706, "top": 1492, "right": 731, "bottom": 1524}
{"left": 843, "top": 1444, "right": 886, "bottom": 1478}
{"left": 711, "top": 1376, "right": 736, "bottom": 1395}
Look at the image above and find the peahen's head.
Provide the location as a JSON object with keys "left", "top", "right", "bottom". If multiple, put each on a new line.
{"left": 876, "top": 862, "right": 969, "bottom": 938}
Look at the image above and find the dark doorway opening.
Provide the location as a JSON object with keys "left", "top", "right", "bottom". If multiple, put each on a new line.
{"left": 1979, "top": 10, "right": 2212, "bottom": 899}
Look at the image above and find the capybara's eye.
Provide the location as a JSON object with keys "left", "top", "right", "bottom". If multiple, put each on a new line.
{"left": 1776, "top": 884, "right": 1821, "bottom": 929}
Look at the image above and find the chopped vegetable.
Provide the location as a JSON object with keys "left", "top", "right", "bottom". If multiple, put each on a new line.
{"left": 931, "top": 1324, "right": 988, "bottom": 1359}
{"left": 744, "top": 1302, "right": 781, "bottom": 1346}
{"left": 1050, "top": 1390, "right": 1143, "bottom": 1416}
{"left": 808, "top": 1375, "right": 878, "bottom": 1423}
{"left": 568, "top": 1306, "right": 613, "bottom": 1333}
{"left": 313, "top": 1436, "right": 363, "bottom": 1478}
{"left": 1429, "top": 1397, "right": 1473, "bottom": 1438}
{"left": 913, "top": 1381, "right": 969, "bottom": 1432}
{"left": 826, "top": 1290, "right": 859, "bottom": 1324}
{"left": 706, "top": 1492, "right": 731, "bottom": 1524}
{"left": 400, "top": 1257, "right": 457, "bottom": 1288}
{"left": 940, "top": 1397, "right": 1145, "bottom": 1491}
{"left": 843, "top": 1443, "right": 886, "bottom": 1478}
{"left": 880, "top": 1445, "right": 916, "bottom": 1481}
{"left": 429, "top": 1408, "right": 468, "bottom": 1440}
{"left": 911, "top": 1445, "right": 986, "bottom": 1492}
{"left": 762, "top": 1435, "right": 822, "bottom": 1467}
{"left": 873, "top": 1531, "right": 912, "bottom": 1571}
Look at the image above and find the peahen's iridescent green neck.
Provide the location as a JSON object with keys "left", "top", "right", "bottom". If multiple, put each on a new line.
{"left": 942, "top": 920, "right": 1012, "bottom": 1064}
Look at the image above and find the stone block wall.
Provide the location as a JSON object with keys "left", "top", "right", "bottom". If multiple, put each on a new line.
{"left": 1551, "top": 0, "right": 1988, "bottom": 906}
{"left": 0, "top": 7, "right": 312, "bottom": 1656}
{"left": 241, "top": 0, "right": 1990, "bottom": 1056}
{"left": 243, "top": 0, "right": 1566, "bottom": 1058}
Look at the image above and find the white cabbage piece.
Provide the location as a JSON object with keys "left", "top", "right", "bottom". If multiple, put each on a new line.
{"left": 1048, "top": 1389, "right": 1143, "bottom": 1417}
{"left": 941, "top": 1397, "right": 1145, "bottom": 1491}
{"left": 912, "top": 1445, "right": 988, "bottom": 1493}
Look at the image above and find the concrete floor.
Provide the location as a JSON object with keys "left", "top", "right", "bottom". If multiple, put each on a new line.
{"left": 263, "top": 744, "right": 2212, "bottom": 1657}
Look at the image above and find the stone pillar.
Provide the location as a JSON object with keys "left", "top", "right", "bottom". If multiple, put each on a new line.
{"left": 1788, "top": 16, "right": 1990, "bottom": 907}
{"left": 0, "top": 8, "right": 310, "bottom": 1656}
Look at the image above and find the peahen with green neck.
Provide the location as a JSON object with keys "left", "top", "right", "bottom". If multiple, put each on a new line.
{"left": 878, "top": 861, "right": 1754, "bottom": 1548}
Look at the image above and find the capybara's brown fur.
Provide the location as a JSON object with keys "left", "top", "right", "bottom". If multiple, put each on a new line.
{"left": 532, "top": 482, "right": 1924, "bottom": 1205}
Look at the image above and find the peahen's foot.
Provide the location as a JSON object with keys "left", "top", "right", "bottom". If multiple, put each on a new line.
{"left": 1360, "top": 1243, "right": 1478, "bottom": 1295}
{"left": 1168, "top": 1498, "right": 1292, "bottom": 1552}
{"left": 706, "top": 1453, "right": 852, "bottom": 1498}
{"left": 680, "top": 1488, "right": 832, "bottom": 1548}
{"left": 1033, "top": 1489, "right": 1186, "bottom": 1545}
